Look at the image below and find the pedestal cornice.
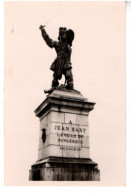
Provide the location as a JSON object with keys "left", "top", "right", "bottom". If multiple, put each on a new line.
{"left": 35, "top": 90, "right": 95, "bottom": 118}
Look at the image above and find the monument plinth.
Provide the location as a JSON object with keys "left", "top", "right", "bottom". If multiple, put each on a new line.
{"left": 29, "top": 89, "right": 100, "bottom": 181}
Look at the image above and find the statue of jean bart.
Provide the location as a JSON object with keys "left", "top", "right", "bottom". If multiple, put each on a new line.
{"left": 39, "top": 25, "right": 75, "bottom": 94}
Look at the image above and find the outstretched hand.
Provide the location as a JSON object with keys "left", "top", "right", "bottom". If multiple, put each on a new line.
{"left": 39, "top": 25, "right": 46, "bottom": 30}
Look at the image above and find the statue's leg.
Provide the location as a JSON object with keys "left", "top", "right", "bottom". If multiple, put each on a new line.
{"left": 65, "top": 69, "right": 74, "bottom": 90}
{"left": 44, "top": 76, "right": 59, "bottom": 94}
{"left": 52, "top": 77, "right": 59, "bottom": 88}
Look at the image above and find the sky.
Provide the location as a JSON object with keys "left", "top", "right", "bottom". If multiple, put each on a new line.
{"left": 4, "top": 1, "right": 125, "bottom": 186}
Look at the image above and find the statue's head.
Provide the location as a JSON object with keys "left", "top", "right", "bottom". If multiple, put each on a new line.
{"left": 58, "top": 27, "right": 75, "bottom": 46}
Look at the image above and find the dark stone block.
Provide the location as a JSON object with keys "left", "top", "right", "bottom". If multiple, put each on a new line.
{"left": 29, "top": 157, "right": 100, "bottom": 181}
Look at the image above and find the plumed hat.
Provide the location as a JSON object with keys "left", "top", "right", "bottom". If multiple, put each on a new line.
{"left": 58, "top": 27, "right": 75, "bottom": 46}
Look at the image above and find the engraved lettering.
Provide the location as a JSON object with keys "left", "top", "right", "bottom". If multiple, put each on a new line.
{"left": 62, "top": 126, "right": 65, "bottom": 130}
{"left": 66, "top": 127, "right": 69, "bottom": 131}
{"left": 72, "top": 127, "right": 74, "bottom": 132}
{"left": 58, "top": 126, "right": 61, "bottom": 130}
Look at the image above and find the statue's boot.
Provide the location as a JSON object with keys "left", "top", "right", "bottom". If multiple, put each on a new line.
{"left": 44, "top": 87, "right": 54, "bottom": 94}
{"left": 66, "top": 85, "right": 73, "bottom": 90}
{"left": 66, "top": 81, "right": 74, "bottom": 90}
{"left": 66, "top": 76, "right": 74, "bottom": 90}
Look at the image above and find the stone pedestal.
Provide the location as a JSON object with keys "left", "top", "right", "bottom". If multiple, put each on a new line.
{"left": 29, "top": 89, "right": 100, "bottom": 181}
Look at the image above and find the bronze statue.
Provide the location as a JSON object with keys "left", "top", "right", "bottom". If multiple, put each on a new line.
{"left": 39, "top": 25, "right": 75, "bottom": 93}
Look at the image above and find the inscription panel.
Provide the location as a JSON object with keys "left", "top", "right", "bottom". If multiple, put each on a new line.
{"left": 39, "top": 112, "right": 90, "bottom": 159}
{"left": 47, "top": 122, "right": 90, "bottom": 154}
